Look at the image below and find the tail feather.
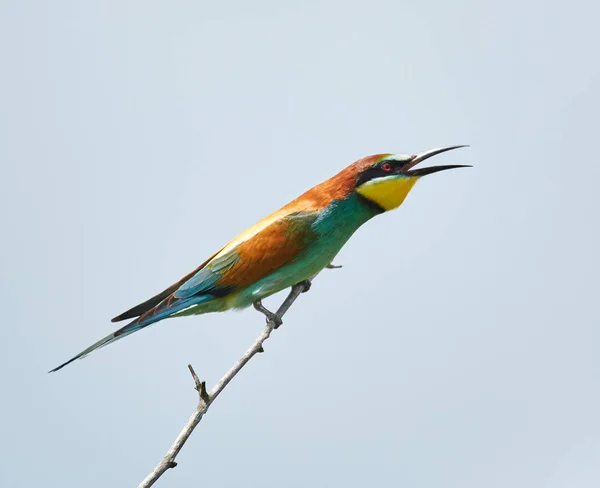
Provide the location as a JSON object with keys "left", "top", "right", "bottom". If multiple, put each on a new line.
{"left": 111, "top": 251, "right": 222, "bottom": 323}
{"left": 48, "top": 319, "right": 144, "bottom": 373}
{"left": 49, "top": 294, "right": 214, "bottom": 372}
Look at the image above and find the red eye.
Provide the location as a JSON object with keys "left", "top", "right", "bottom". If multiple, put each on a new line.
{"left": 381, "top": 162, "right": 392, "bottom": 171}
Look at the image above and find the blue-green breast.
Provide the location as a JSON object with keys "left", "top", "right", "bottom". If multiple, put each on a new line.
{"left": 231, "top": 193, "right": 381, "bottom": 306}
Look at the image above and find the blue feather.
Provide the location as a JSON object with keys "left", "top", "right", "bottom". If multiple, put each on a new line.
{"left": 174, "top": 249, "right": 239, "bottom": 298}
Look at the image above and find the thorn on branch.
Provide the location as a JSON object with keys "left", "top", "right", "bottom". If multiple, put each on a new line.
{"left": 166, "top": 461, "right": 177, "bottom": 469}
{"left": 199, "top": 381, "right": 209, "bottom": 403}
{"left": 187, "top": 364, "right": 201, "bottom": 389}
{"left": 257, "top": 345, "right": 264, "bottom": 353}
{"left": 188, "top": 364, "right": 210, "bottom": 403}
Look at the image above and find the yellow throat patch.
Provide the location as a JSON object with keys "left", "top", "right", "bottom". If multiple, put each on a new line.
{"left": 356, "top": 176, "right": 419, "bottom": 211}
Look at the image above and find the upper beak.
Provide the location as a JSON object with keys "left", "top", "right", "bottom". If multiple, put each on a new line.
{"left": 402, "top": 145, "right": 471, "bottom": 177}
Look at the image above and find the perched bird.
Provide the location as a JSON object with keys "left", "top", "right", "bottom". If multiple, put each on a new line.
{"left": 50, "top": 145, "right": 469, "bottom": 372}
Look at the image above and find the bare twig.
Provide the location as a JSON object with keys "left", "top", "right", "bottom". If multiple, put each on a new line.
{"left": 138, "top": 280, "right": 311, "bottom": 488}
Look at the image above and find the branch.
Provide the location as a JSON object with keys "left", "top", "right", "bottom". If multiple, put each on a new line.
{"left": 138, "top": 280, "right": 311, "bottom": 488}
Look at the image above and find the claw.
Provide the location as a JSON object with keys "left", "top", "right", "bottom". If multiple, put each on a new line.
{"left": 253, "top": 300, "right": 283, "bottom": 328}
{"left": 326, "top": 263, "right": 342, "bottom": 269}
{"left": 298, "top": 279, "right": 311, "bottom": 293}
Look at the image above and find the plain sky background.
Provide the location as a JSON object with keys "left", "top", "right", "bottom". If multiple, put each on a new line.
{"left": 1, "top": 1, "right": 599, "bottom": 487}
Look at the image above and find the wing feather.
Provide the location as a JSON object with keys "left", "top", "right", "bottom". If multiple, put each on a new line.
{"left": 112, "top": 211, "right": 319, "bottom": 323}
{"left": 110, "top": 249, "right": 222, "bottom": 322}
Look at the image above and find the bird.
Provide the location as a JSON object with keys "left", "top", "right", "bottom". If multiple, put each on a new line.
{"left": 49, "top": 145, "right": 470, "bottom": 372}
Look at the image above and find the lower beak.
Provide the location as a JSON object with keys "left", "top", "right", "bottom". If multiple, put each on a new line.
{"left": 402, "top": 145, "right": 471, "bottom": 177}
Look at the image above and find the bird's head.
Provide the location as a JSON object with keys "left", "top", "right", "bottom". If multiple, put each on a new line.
{"left": 353, "top": 145, "right": 470, "bottom": 211}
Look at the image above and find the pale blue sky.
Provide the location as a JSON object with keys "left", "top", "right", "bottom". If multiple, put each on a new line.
{"left": 1, "top": 1, "right": 599, "bottom": 487}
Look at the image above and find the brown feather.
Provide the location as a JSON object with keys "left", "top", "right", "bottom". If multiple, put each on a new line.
{"left": 276, "top": 154, "right": 387, "bottom": 213}
{"left": 110, "top": 154, "right": 386, "bottom": 322}
{"left": 217, "top": 213, "right": 317, "bottom": 288}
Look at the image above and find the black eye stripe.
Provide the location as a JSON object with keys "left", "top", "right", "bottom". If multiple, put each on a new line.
{"left": 356, "top": 160, "right": 400, "bottom": 186}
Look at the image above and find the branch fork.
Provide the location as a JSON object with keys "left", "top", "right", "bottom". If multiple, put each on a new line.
{"left": 138, "top": 279, "right": 312, "bottom": 488}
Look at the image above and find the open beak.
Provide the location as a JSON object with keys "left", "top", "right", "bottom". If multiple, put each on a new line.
{"left": 402, "top": 145, "right": 471, "bottom": 177}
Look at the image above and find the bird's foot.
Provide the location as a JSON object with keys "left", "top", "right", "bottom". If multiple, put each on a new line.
{"left": 326, "top": 263, "right": 342, "bottom": 269}
{"left": 253, "top": 300, "right": 283, "bottom": 329}
{"left": 297, "top": 279, "right": 312, "bottom": 293}
{"left": 253, "top": 280, "right": 311, "bottom": 329}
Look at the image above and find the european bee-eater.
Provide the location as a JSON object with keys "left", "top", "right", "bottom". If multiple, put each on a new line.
{"left": 50, "top": 145, "right": 469, "bottom": 372}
